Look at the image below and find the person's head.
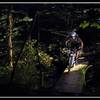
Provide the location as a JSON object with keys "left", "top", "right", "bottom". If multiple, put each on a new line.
{"left": 71, "top": 32, "right": 77, "bottom": 39}
{"left": 68, "top": 31, "right": 77, "bottom": 39}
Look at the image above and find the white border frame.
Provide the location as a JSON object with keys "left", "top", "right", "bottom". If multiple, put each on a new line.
{"left": 0, "top": 2, "right": 100, "bottom": 4}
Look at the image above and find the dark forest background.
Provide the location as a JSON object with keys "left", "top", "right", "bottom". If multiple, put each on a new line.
{"left": 0, "top": 4, "right": 100, "bottom": 96}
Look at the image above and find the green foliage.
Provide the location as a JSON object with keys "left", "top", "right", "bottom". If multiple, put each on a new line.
{"left": 19, "top": 16, "right": 33, "bottom": 22}
{"left": 0, "top": 14, "right": 7, "bottom": 21}
{"left": 80, "top": 20, "right": 100, "bottom": 29}
{"left": 16, "top": 41, "right": 56, "bottom": 89}
{"left": 12, "top": 11, "right": 33, "bottom": 66}
{"left": 0, "top": 8, "right": 37, "bottom": 89}
{"left": 14, "top": 39, "right": 68, "bottom": 89}
{"left": 0, "top": 9, "right": 33, "bottom": 67}
{"left": 80, "top": 21, "right": 89, "bottom": 29}
{"left": 39, "top": 51, "right": 53, "bottom": 68}
{"left": 13, "top": 40, "right": 40, "bottom": 89}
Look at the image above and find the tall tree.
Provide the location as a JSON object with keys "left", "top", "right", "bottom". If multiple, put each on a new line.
{"left": 8, "top": 12, "right": 13, "bottom": 68}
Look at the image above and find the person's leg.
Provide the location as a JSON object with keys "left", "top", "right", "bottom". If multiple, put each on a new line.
{"left": 76, "top": 51, "right": 79, "bottom": 60}
{"left": 75, "top": 50, "right": 80, "bottom": 64}
{"left": 76, "top": 49, "right": 81, "bottom": 59}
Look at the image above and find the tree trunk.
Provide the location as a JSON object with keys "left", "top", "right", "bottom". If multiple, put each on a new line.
{"left": 8, "top": 13, "right": 13, "bottom": 68}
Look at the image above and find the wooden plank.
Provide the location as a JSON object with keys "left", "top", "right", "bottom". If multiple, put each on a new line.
{"left": 55, "top": 71, "right": 84, "bottom": 94}
{"left": 55, "top": 57, "right": 88, "bottom": 94}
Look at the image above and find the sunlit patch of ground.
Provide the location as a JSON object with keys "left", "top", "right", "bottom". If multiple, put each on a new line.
{"left": 64, "top": 62, "right": 88, "bottom": 73}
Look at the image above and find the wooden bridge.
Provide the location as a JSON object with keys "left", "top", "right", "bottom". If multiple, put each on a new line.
{"left": 53, "top": 55, "right": 89, "bottom": 96}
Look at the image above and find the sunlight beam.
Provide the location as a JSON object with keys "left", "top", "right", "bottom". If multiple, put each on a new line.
{"left": 64, "top": 63, "right": 88, "bottom": 73}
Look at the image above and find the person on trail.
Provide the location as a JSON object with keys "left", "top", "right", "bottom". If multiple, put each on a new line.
{"left": 65, "top": 29, "right": 84, "bottom": 63}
